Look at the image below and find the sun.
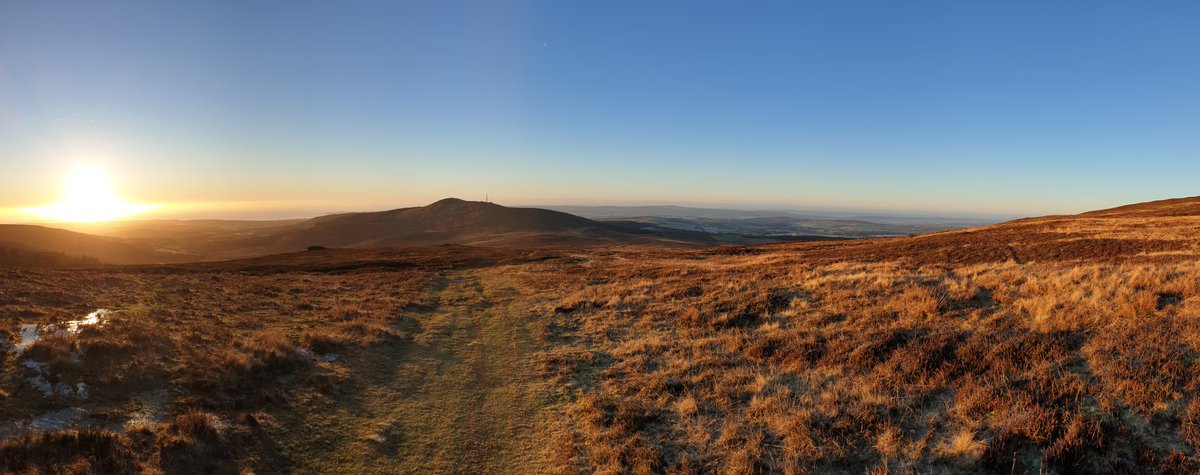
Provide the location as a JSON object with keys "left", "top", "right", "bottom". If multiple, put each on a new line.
{"left": 28, "top": 167, "right": 157, "bottom": 222}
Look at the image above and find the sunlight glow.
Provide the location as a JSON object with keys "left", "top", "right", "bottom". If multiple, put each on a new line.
{"left": 27, "top": 166, "right": 157, "bottom": 222}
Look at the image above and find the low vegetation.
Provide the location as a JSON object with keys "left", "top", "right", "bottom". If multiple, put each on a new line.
{"left": 537, "top": 255, "right": 1200, "bottom": 473}
{"left": 3, "top": 199, "right": 1200, "bottom": 472}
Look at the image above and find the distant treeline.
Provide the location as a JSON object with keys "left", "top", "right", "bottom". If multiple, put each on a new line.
{"left": 0, "top": 245, "right": 101, "bottom": 267}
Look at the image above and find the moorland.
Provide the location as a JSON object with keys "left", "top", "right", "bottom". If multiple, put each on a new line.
{"left": 4, "top": 196, "right": 1200, "bottom": 473}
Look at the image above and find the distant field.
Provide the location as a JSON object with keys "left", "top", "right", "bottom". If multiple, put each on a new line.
{"left": 4, "top": 198, "right": 1200, "bottom": 472}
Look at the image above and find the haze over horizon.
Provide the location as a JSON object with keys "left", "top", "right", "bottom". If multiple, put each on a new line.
{"left": 3, "top": 1, "right": 1199, "bottom": 222}
{"left": 5, "top": 196, "right": 1020, "bottom": 225}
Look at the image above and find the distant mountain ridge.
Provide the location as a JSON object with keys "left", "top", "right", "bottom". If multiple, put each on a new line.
{"left": 15, "top": 196, "right": 1199, "bottom": 266}
{"left": 198, "top": 198, "right": 713, "bottom": 259}
{"left": 8, "top": 199, "right": 720, "bottom": 264}
{"left": 306, "top": 198, "right": 604, "bottom": 236}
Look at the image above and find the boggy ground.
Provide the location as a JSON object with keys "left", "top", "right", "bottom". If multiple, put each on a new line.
{"left": 6, "top": 198, "right": 1200, "bottom": 473}
{"left": 0, "top": 246, "right": 562, "bottom": 473}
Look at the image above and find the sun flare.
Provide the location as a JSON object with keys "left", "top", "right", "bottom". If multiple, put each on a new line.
{"left": 28, "top": 167, "right": 157, "bottom": 222}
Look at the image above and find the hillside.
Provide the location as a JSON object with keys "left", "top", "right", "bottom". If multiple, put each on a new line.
{"left": 738, "top": 194, "right": 1200, "bottom": 266}
{"left": 0, "top": 242, "right": 101, "bottom": 267}
{"left": 57, "top": 219, "right": 307, "bottom": 257}
{"left": 7, "top": 196, "right": 1200, "bottom": 473}
{"left": 530, "top": 196, "right": 1200, "bottom": 473}
{"left": 1079, "top": 195, "right": 1200, "bottom": 218}
{"left": 202, "top": 198, "right": 713, "bottom": 258}
{"left": 0, "top": 225, "right": 191, "bottom": 265}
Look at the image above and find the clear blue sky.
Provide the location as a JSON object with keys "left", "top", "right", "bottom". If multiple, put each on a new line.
{"left": 2, "top": 1, "right": 1199, "bottom": 219}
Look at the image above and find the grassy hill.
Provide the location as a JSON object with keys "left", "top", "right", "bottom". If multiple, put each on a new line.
{"left": 13, "top": 200, "right": 715, "bottom": 265}
{"left": 0, "top": 225, "right": 192, "bottom": 265}
{"left": 201, "top": 198, "right": 713, "bottom": 258}
{"left": 0, "top": 242, "right": 101, "bottom": 267}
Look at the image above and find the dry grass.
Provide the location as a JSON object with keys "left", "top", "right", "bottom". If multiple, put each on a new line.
{"left": 6, "top": 205, "right": 1200, "bottom": 472}
{"left": 0, "top": 247, "right": 532, "bottom": 472}
{"left": 938, "top": 429, "right": 985, "bottom": 460}
{"left": 534, "top": 250, "right": 1200, "bottom": 473}
{"left": 0, "top": 427, "right": 140, "bottom": 474}
{"left": 300, "top": 305, "right": 403, "bottom": 352}
{"left": 156, "top": 411, "right": 236, "bottom": 474}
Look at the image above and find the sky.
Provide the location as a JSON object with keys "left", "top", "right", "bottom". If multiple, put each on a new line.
{"left": 2, "top": 0, "right": 1199, "bottom": 221}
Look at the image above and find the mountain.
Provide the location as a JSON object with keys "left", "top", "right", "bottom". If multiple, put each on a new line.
{"left": 0, "top": 225, "right": 191, "bottom": 265}
{"left": 202, "top": 198, "right": 714, "bottom": 258}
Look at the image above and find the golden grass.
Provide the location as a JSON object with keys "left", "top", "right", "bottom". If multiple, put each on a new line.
{"left": 0, "top": 251, "right": 447, "bottom": 472}
{"left": 534, "top": 252, "right": 1200, "bottom": 473}
{"left": 938, "top": 429, "right": 985, "bottom": 460}
{"left": 5, "top": 211, "right": 1200, "bottom": 471}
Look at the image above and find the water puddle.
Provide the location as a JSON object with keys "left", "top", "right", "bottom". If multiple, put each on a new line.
{"left": 19, "top": 359, "right": 88, "bottom": 399}
{"left": 65, "top": 308, "right": 107, "bottom": 334}
{"left": 30, "top": 408, "right": 87, "bottom": 432}
{"left": 0, "top": 408, "right": 90, "bottom": 439}
{"left": 11, "top": 309, "right": 109, "bottom": 353}
{"left": 17, "top": 324, "right": 38, "bottom": 352}
{"left": 123, "top": 389, "right": 169, "bottom": 430}
{"left": 0, "top": 391, "right": 164, "bottom": 438}
{"left": 297, "top": 347, "right": 339, "bottom": 363}
{"left": 9, "top": 309, "right": 108, "bottom": 398}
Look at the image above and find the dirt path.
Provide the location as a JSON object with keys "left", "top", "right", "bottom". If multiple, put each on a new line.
{"left": 276, "top": 267, "right": 554, "bottom": 473}
{"left": 989, "top": 236, "right": 1025, "bottom": 265}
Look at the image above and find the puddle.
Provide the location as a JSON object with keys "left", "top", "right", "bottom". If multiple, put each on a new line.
{"left": 0, "top": 389, "right": 172, "bottom": 438}
{"left": 123, "top": 389, "right": 169, "bottom": 429}
{"left": 16, "top": 324, "right": 38, "bottom": 352}
{"left": 297, "top": 347, "right": 338, "bottom": 363}
{"left": 31, "top": 408, "right": 87, "bottom": 432}
{"left": 0, "top": 408, "right": 90, "bottom": 438}
{"left": 27, "top": 374, "right": 54, "bottom": 397}
{"left": 65, "top": 309, "right": 108, "bottom": 334}
{"left": 16, "top": 334, "right": 91, "bottom": 399}
{"left": 19, "top": 359, "right": 87, "bottom": 399}
{"left": 11, "top": 309, "right": 109, "bottom": 353}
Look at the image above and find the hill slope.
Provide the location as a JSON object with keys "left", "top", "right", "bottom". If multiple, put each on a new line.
{"left": 10, "top": 196, "right": 1200, "bottom": 473}
{"left": 0, "top": 225, "right": 190, "bottom": 265}
{"left": 205, "top": 198, "right": 712, "bottom": 258}
{"left": 722, "top": 195, "right": 1200, "bottom": 265}
{"left": 1078, "top": 195, "right": 1200, "bottom": 218}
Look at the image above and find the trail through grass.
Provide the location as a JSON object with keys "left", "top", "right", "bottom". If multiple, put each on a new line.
{"left": 274, "top": 266, "right": 554, "bottom": 473}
